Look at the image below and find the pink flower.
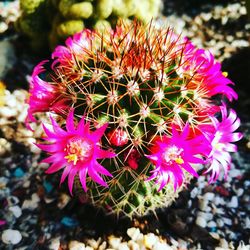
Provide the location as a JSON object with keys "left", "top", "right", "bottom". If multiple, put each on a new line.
{"left": 37, "top": 110, "right": 116, "bottom": 194}
{"left": 26, "top": 60, "right": 70, "bottom": 125}
{"left": 146, "top": 124, "right": 206, "bottom": 191}
{"left": 181, "top": 45, "right": 237, "bottom": 101}
{"left": 204, "top": 105, "right": 243, "bottom": 182}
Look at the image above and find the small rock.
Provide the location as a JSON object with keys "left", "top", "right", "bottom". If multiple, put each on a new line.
{"left": 127, "top": 227, "right": 141, "bottom": 241}
{"left": 13, "top": 167, "right": 25, "bottom": 178}
{"left": 68, "top": 240, "right": 85, "bottom": 250}
{"left": 108, "top": 236, "right": 122, "bottom": 249}
{"left": 87, "top": 238, "right": 100, "bottom": 249}
{"left": 236, "top": 188, "right": 244, "bottom": 196}
{"left": 61, "top": 217, "right": 79, "bottom": 227}
{"left": 195, "top": 216, "right": 207, "bottom": 228}
{"left": 1, "top": 229, "right": 22, "bottom": 245}
{"left": 224, "top": 218, "right": 233, "bottom": 226}
{"left": 128, "top": 240, "right": 140, "bottom": 250}
{"left": 9, "top": 206, "right": 22, "bottom": 218}
{"left": 204, "top": 192, "right": 215, "bottom": 201}
{"left": 49, "top": 237, "right": 60, "bottom": 250}
{"left": 216, "top": 219, "right": 224, "bottom": 228}
{"left": 152, "top": 241, "right": 172, "bottom": 250}
{"left": 199, "top": 199, "right": 209, "bottom": 211}
{"left": 58, "top": 193, "right": 71, "bottom": 209}
{"left": 143, "top": 233, "right": 158, "bottom": 249}
{"left": 118, "top": 242, "right": 130, "bottom": 250}
{"left": 98, "top": 241, "right": 107, "bottom": 250}
{"left": 207, "top": 221, "right": 217, "bottom": 228}
{"left": 228, "top": 196, "right": 238, "bottom": 208}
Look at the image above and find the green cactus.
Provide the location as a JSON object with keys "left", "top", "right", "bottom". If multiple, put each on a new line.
{"left": 57, "top": 19, "right": 84, "bottom": 38}
{"left": 16, "top": 0, "right": 162, "bottom": 51}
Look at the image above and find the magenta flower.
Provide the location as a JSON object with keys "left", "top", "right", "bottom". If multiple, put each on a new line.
{"left": 37, "top": 110, "right": 116, "bottom": 194}
{"left": 204, "top": 105, "right": 243, "bottom": 183}
{"left": 26, "top": 60, "right": 69, "bottom": 126}
{"left": 181, "top": 44, "right": 238, "bottom": 101}
{"left": 146, "top": 124, "right": 206, "bottom": 191}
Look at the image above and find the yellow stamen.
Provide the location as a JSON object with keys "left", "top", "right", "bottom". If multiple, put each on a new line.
{"left": 175, "top": 157, "right": 184, "bottom": 164}
{"left": 65, "top": 154, "right": 78, "bottom": 165}
{"left": 222, "top": 72, "right": 228, "bottom": 77}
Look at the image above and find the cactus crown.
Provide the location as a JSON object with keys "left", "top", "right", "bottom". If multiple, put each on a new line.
{"left": 27, "top": 21, "right": 242, "bottom": 217}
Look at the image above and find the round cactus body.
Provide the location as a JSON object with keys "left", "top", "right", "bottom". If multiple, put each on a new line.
{"left": 27, "top": 21, "right": 242, "bottom": 218}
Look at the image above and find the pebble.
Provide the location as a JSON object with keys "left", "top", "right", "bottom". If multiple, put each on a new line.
{"left": 118, "top": 242, "right": 130, "bottom": 250}
{"left": 61, "top": 216, "right": 79, "bottom": 227}
{"left": 152, "top": 241, "right": 172, "bottom": 250}
{"left": 1, "top": 229, "right": 22, "bottom": 245}
{"left": 223, "top": 218, "right": 233, "bottom": 226}
{"left": 195, "top": 216, "right": 207, "bottom": 228}
{"left": 228, "top": 196, "right": 239, "bottom": 208}
{"left": 87, "top": 238, "right": 100, "bottom": 249}
{"left": 49, "top": 237, "right": 60, "bottom": 250}
{"left": 68, "top": 240, "right": 85, "bottom": 250}
{"left": 204, "top": 192, "right": 215, "bottom": 201}
{"left": 127, "top": 227, "right": 141, "bottom": 241}
{"left": 216, "top": 219, "right": 224, "bottom": 228}
{"left": 143, "top": 233, "right": 158, "bottom": 249}
{"left": 207, "top": 221, "right": 217, "bottom": 228}
{"left": 198, "top": 199, "right": 209, "bottom": 211}
{"left": 108, "top": 236, "right": 122, "bottom": 249}
{"left": 22, "top": 193, "right": 40, "bottom": 210}
{"left": 9, "top": 205, "right": 22, "bottom": 218}
{"left": 128, "top": 240, "right": 140, "bottom": 250}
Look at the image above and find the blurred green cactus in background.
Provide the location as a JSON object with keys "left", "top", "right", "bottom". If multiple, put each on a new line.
{"left": 16, "top": 0, "right": 162, "bottom": 51}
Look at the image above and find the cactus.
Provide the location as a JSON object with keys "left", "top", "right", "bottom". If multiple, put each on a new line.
{"left": 26, "top": 21, "right": 242, "bottom": 217}
{"left": 16, "top": 0, "right": 162, "bottom": 51}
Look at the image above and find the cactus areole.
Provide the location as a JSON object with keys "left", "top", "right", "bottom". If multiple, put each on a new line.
{"left": 27, "top": 21, "right": 242, "bottom": 217}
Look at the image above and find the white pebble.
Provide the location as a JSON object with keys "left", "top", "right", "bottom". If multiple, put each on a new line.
{"left": 237, "top": 241, "right": 250, "bottom": 250}
{"left": 68, "top": 240, "right": 85, "bottom": 250}
{"left": 228, "top": 196, "right": 238, "bottom": 208}
{"left": 127, "top": 227, "right": 141, "bottom": 241}
{"left": 207, "top": 221, "right": 217, "bottom": 228}
{"left": 236, "top": 188, "right": 244, "bottom": 196}
{"left": 143, "top": 233, "right": 158, "bottom": 249}
{"left": 0, "top": 107, "right": 17, "bottom": 117}
{"left": 216, "top": 219, "right": 224, "bottom": 228}
{"left": 195, "top": 216, "right": 207, "bottom": 228}
{"left": 49, "top": 237, "right": 60, "bottom": 250}
{"left": 108, "top": 236, "right": 122, "bottom": 249}
{"left": 98, "top": 241, "right": 107, "bottom": 250}
{"left": 128, "top": 240, "right": 140, "bottom": 250}
{"left": 190, "top": 187, "right": 199, "bottom": 198}
{"left": 199, "top": 199, "right": 209, "bottom": 211}
{"left": 229, "top": 168, "right": 242, "bottom": 178}
{"left": 87, "top": 238, "right": 100, "bottom": 249}
{"left": 2, "top": 229, "right": 22, "bottom": 245}
{"left": 204, "top": 192, "right": 215, "bottom": 201}
{"left": 152, "top": 241, "right": 172, "bottom": 250}
{"left": 9, "top": 206, "right": 22, "bottom": 218}
{"left": 224, "top": 218, "right": 233, "bottom": 226}
{"left": 118, "top": 242, "right": 130, "bottom": 250}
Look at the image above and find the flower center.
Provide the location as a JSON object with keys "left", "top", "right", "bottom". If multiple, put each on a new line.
{"left": 162, "top": 145, "right": 184, "bottom": 165}
{"left": 65, "top": 137, "right": 94, "bottom": 165}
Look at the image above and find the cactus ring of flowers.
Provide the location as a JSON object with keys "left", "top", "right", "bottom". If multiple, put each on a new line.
{"left": 27, "top": 21, "right": 242, "bottom": 217}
